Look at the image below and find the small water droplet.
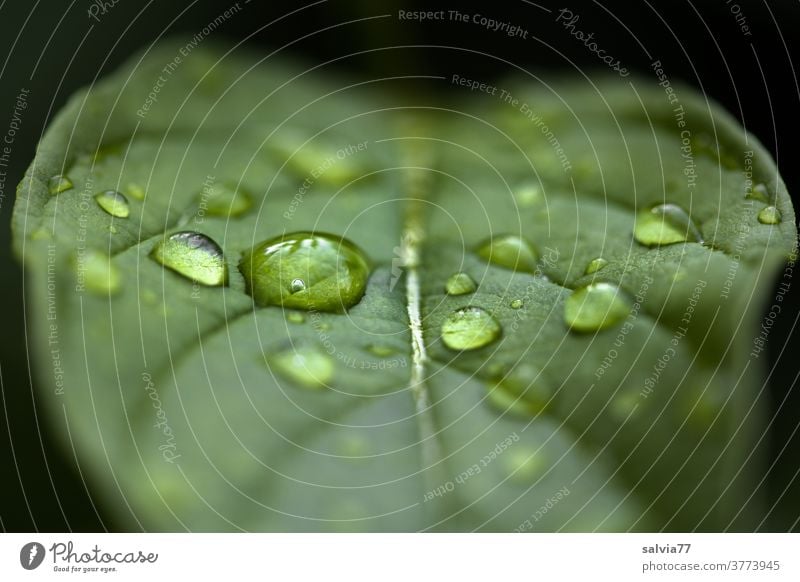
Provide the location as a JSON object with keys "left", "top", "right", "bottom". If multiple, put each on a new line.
{"left": 634, "top": 203, "right": 703, "bottom": 247}
{"left": 239, "top": 232, "right": 370, "bottom": 312}
{"left": 564, "top": 282, "right": 630, "bottom": 332}
{"left": 367, "top": 344, "right": 397, "bottom": 357}
{"left": 445, "top": 272, "right": 476, "bottom": 295}
{"left": 441, "top": 306, "right": 501, "bottom": 351}
{"left": 584, "top": 257, "right": 609, "bottom": 275}
{"left": 30, "top": 228, "right": 51, "bottom": 240}
{"left": 95, "top": 190, "right": 130, "bottom": 218}
{"left": 78, "top": 250, "right": 122, "bottom": 295}
{"left": 514, "top": 183, "right": 542, "bottom": 207}
{"left": 747, "top": 183, "right": 770, "bottom": 203}
{"left": 201, "top": 182, "right": 253, "bottom": 218}
{"left": 125, "top": 182, "right": 146, "bottom": 201}
{"left": 150, "top": 231, "right": 228, "bottom": 286}
{"left": 286, "top": 311, "right": 306, "bottom": 324}
{"left": 510, "top": 299, "right": 524, "bottom": 309}
{"left": 268, "top": 347, "right": 333, "bottom": 389}
{"left": 48, "top": 175, "right": 73, "bottom": 195}
{"left": 757, "top": 206, "right": 782, "bottom": 225}
{"left": 476, "top": 234, "right": 539, "bottom": 272}
{"left": 272, "top": 134, "right": 363, "bottom": 185}
{"left": 504, "top": 449, "right": 545, "bottom": 483}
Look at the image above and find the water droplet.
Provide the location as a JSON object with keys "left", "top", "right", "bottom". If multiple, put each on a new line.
{"left": 201, "top": 182, "right": 253, "bottom": 218}
{"left": 268, "top": 347, "right": 333, "bottom": 389}
{"left": 78, "top": 250, "right": 122, "bottom": 295}
{"left": 125, "top": 182, "right": 146, "bottom": 201}
{"left": 272, "top": 134, "right": 362, "bottom": 185}
{"left": 95, "top": 190, "right": 130, "bottom": 218}
{"left": 441, "top": 306, "right": 501, "bottom": 351}
{"left": 747, "top": 183, "right": 770, "bottom": 203}
{"left": 476, "top": 234, "right": 539, "bottom": 272}
{"left": 30, "top": 228, "right": 51, "bottom": 240}
{"left": 514, "top": 183, "right": 542, "bottom": 207}
{"left": 510, "top": 299, "right": 524, "bottom": 309}
{"left": 150, "top": 231, "right": 228, "bottom": 286}
{"left": 445, "top": 272, "right": 476, "bottom": 295}
{"left": 108, "top": 224, "right": 118, "bottom": 234}
{"left": 564, "top": 282, "right": 630, "bottom": 332}
{"left": 48, "top": 175, "right": 73, "bottom": 195}
{"left": 504, "top": 449, "right": 545, "bottom": 483}
{"left": 584, "top": 257, "right": 609, "bottom": 275}
{"left": 633, "top": 203, "right": 703, "bottom": 247}
{"left": 286, "top": 311, "right": 306, "bottom": 324}
{"left": 757, "top": 206, "right": 781, "bottom": 225}
{"left": 239, "top": 232, "right": 369, "bottom": 312}
{"left": 367, "top": 344, "right": 397, "bottom": 357}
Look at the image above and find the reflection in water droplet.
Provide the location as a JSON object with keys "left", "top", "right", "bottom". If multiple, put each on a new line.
{"left": 95, "top": 190, "right": 130, "bottom": 218}
{"left": 441, "top": 306, "right": 501, "bottom": 351}
{"left": 476, "top": 234, "right": 539, "bottom": 272}
{"left": 149, "top": 231, "right": 228, "bottom": 286}
{"left": 747, "top": 183, "right": 770, "bottom": 203}
{"left": 634, "top": 203, "right": 703, "bottom": 247}
{"left": 48, "top": 175, "right": 73, "bottom": 195}
{"left": 564, "top": 282, "right": 630, "bottom": 332}
{"left": 268, "top": 347, "right": 333, "bottom": 389}
{"left": 445, "top": 272, "right": 476, "bottom": 295}
{"left": 510, "top": 299, "right": 524, "bottom": 309}
{"left": 757, "top": 206, "right": 781, "bottom": 225}
{"left": 125, "top": 182, "right": 146, "bottom": 201}
{"left": 78, "top": 250, "right": 122, "bottom": 295}
{"left": 202, "top": 182, "right": 253, "bottom": 218}
{"left": 286, "top": 311, "right": 306, "bottom": 324}
{"left": 239, "top": 232, "right": 370, "bottom": 312}
{"left": 584, "top": 257, "right": 609, "bottom": 275}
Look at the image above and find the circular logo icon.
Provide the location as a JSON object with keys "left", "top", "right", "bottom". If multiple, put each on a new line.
{"left": 19, "top": 542, "right": 45, "bottom": 570}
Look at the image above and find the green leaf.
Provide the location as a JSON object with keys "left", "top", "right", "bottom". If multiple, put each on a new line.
{"left": 13, "top": 41, "right": 797, "bottom": 531}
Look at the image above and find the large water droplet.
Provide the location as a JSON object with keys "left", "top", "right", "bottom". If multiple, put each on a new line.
{"left": 201, "top": 182, "right": 253, "bottom": 218}
{"left": 78, "top": 250, "right": 122, "bottom": 295}
{"left": 268, "top": 347, "right": 333, "bottom": 389}
{"left": 757, "top": 206, "right": 782, "bottom": 225}
{"left": 239, "top": 232, "right": 369, "bottom": 312}
{"left": 48, "top": 174, "right": 73, "bottom": 195}
{"left": 95, "top": 190, "right": 130, "bottom": 218}
{"left": 510, "top": 299, "right": 524, "bottom": 309}
{"left": 441, "top": 306, "right": 501, "bottom": 351}
{"left": 564, "top": 282, "right": 630, "bottom": 332}
{"left": 634, "top": 203, "right": 703, "bottom": 247}
{"left": 476, "top": 234, "right": 539, "bottom": 272}
{"left": 150, "top": 231, "right": 228, "bottom": 286}
{"left": 445, "top": 272, "right": 476, "bottom": 295}
{"left": 584, "top": 257, "right": 609, "bottom": 275}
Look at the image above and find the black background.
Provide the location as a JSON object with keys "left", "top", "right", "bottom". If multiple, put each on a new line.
{"left": 0, "top": 0, "right": 798, "bottom": 531}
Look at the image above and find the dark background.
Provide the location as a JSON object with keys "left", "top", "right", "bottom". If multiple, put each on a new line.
{"left": 0, "top": 0, "right": 798, "bottom": 531}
